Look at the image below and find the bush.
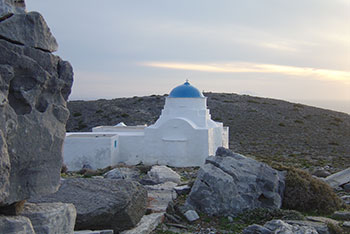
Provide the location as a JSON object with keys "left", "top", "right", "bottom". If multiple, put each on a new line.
{"left": 281, "top": 167, "right": 344, "bottom": 214}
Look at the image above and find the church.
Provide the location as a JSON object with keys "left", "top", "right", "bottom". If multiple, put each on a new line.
{"left": 63, "top": 81, "right": 229, "bottom": 170}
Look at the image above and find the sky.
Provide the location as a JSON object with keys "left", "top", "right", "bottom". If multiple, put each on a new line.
{"left": 27, "top": 1, "right": 350, "bottom": 113}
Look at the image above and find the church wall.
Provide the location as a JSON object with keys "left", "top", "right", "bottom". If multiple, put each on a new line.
{"left": 63, "top": 133, "right": 118, "bottom": 171}
{"left": 113, "top": 134, "right": 144, "bottom": 165}
{"left": 144, "top": 118, "right": 209, "bottom": 166}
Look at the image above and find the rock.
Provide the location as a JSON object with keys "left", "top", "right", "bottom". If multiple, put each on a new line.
{"left": 332, "top": 211, "right": 350, "bottom": 221}
{"left": 0, "top": 215, "right": 35, "bottom": 234}
{"left": 306, "top": 216, "right": 339, "bottom": 226}
{"left": 75, "top": 231, "right": 113, "bottom": 234}
{"left": 343, "top": 183, "right": 350, "bottom": 192}
{"left": 120, "top": 213, "right": 164, "bottom": 234}
{"left": 104, "top": 167, "right": 141, "bottom": 180}
{"left": 20, "top": 202, "right": 76, "bottom": 234}
{"left": 184, "top": 210, "right": 199, "bottom": 222}
{"left": 174, "top": 184, "right": 191, "bottom": 195}
{"left": 242, "top": 224, "right": 272, "bottom": 234}
{"left": 313, "top": 169, "right": 331, "bottom": 178}
{"left": 340, "top": 195, "right": 350, "bottom": 204}
{"left": 264, "top": 220, "right": 319, "bottom": 234}
{"left": 0, "top": 199, "right": 25, "bottom": 215}
{"left": 284, "top": 220, "right": 330, "bottom": 234}
{"left": 146, "top": 165, "right": 181, "bottom": 184}
{"left": 0, "top": 0, "right": 26, "bottom": 20}
{"left": 186, "top": 148, "right": 285, "bottom": 216}
{"left": 343, "top": 221, "right": 350, "bottom": 228}
{"left": 145, "top": 182, "right": 177, "bottom": 213}
{"left": 30, "top": 178, "right": 147, "bottom": 233}
{"left": 0, "top": 13, "right": 73, "bottom": 205}
{"left": 324, "top": 168, "right": 350, "bottom": 188}
{"left": 0, "top": 11, "right": 58, "bottom": 52}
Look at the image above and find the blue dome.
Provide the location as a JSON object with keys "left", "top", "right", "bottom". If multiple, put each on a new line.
{"left": 169, "top": 81, "right": 204, "bottom": 98}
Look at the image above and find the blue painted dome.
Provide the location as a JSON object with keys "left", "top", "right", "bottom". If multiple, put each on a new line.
{"left": 169, "top": 81, "right": 204, "bottom": 98}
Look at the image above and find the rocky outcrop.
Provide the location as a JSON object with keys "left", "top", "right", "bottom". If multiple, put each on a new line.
{"left": 0, "top": 11, "right": 58, "bottom": 52}
{"left": 0, "top": 0, "right": 25, "bottom": 20}
{"left": 0, "top": 5, "right": 73, "bottom": 206}
{"left": 20, "top": 203, "right": 76, "bottom": 234}
{"left": 0, "top": 215, "right": 35, "bottom": 234}
{"left": 186, "top": 147, "right": 285, "bottom": 216}
{"left": 30, "top": 178, "right": 147, "bottom": 233}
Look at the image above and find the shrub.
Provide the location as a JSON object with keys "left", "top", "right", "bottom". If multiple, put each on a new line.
{"left": 281, "top": 167, "right": 344, "bottom": 214}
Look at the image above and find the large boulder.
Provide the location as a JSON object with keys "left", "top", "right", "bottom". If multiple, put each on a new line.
{"left": 0, "top": 9, "right": 73, "bottom": 206}
{"left": 30, "top": 178, "right": 148, "bottom": 233}
{"left": 0, "top": 0, "right": 25, "bottom": 20}
{"left": 0, "top": 12, "right": 58, "bottom": 52}
{"left": 20, "top": 202, "right": 76, "bottom": 234}
{"left": 0, "top": 215, "right": 35, "bottom": 234}
{"left": 186, "top": 147, "right": 285, "bottom": 216}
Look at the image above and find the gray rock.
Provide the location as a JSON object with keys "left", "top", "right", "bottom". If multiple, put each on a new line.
{"left": 332, "top": 211, "right": 350, "bottom": 221}
{"left": 0, "top": 215, "right": 35, "bottom": 234}
{"left": 284, "top": 220, "right": 329, "bottom": 234}
{"left": 0, "top": 11, "right": 58, "bottom": 52}
{"left": 20, "top": 202, "right": 76, "bottom": 234}
{"left": 0, "top": 0, "right": 26, "bottom": 20}
{"left": 343, "top": 183, "right": 350, "bottom": 192}
{"left": 242, "top": 224, "right": 272, "bottom": 234}
{"left": 146, "top": 165, "right": 181, "bottom": 184}
{"left": 186, "top": 148, "right": 285, "bottom": 216}
{"left": 324, "top": 168, "right": 350, "bottom": 188}
{"left": 120, "top": 213, "right": 164, "bottom": 234}
{"left": 264, "top": 220, "right": 318, "bottom": 234}
{"left": 174, "top": 184, "right": 191, "bottom": 195}
{"left": 184, "top": 210, "right": 199, "bottom": 222}
{"left": 104, "top": 167, "right": 141, "bottom": 180}
{"left": 313, "top": 169, "right": 331, "bottom": 178}
{"left": 146, "top": 182, "right": 177, "bottom": 213}
{"left": 30, "top": 178, "right": 147, "bottom": 233}
{"left": 340, "top": 195, "right": 350, "bottom": 204}
{"left": 343, "top": 221, "right": 350, "bottom": 228}
{"left": 75, "top": 230, "right": 113, "bottom": 234}
{"left": 0, "top": 20, "right": 73, "bottom": 205}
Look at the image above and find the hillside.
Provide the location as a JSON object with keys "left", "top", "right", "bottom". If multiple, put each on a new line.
{"left": 67, "top": 93, "right": 350, "bottom": 172}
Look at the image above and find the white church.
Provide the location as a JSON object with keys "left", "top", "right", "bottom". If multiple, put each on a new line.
{"left": 63, "top": 81, "right": 229, "bottom": 170}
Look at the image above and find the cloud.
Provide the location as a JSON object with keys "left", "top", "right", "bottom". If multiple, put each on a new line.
{"left": 143, "top": 61, "right": 350, "bottom": 84}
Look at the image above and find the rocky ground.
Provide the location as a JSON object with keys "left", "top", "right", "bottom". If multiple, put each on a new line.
{"left": 67, "top": 93, "right": 350, "bottom": 173}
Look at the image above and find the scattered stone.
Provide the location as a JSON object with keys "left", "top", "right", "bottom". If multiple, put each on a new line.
{"left": 324, "top": 168, "right": 350, "bottom": 188}
{"left": 186, "top": 148, "right": 285, "bottom": 216}
{"left": 146, "top": 182, "right": 177, "bottom": 213}
{"left": 174, "top": 185, "right": 191, "bottom": 195}
{"left": 120, "top": 212, "right": 164, "bottom": 234}
{"left": 227, "top": 216, "right": 234, "bottom": 222}
{"left": 146, "top": 165, "right": 181, "bottom": 184}
{"left": 284, "top": 220, "right": 329, "bottom": 234}
{"left": 103, "top": 167, "right": 141, "bottom": 180}
{"left": 332, "top": 211, "right": 350, "bottom": 221}
{"left": 313, "top": 169, "right": 331, "bottom": 178}
{"left": 343, "top": 183, "right": 350, "bottom": 192}
{"left": 242, "top": 224, "right": 272, "bottom": 234}
{"left": 184, "top": 210, "right": 199, "bottom": 222}
{"left": 30, "top": 178, "right": 147, "bottom": 233}
{"left": 164, "top": 213, "right": 182, "bottom": 224}
{"left": 343, "top": 221, "right": 350, "bottom": 228}
{"left": 264, "top": 220, "right": 319, "bottom": 234}
{"left": 74, "top": 230, "right": 113, "bottom": 234}
{"left": 340, "top": 195, "right": 350, "bottom": 204}
{"left": 0, "top": 11, "right": 58, "bottom": 52}
{"left": 20, "top": 202, "right": 76, "bottom": 234}
{"left": 0, "top": 215, "right": 35, "bottom": 234}
{"left": 306, "top": 216, "right": 339, "bottom": 226}
{"left": 0, "top": 11, "right": 73, "bottom": 205}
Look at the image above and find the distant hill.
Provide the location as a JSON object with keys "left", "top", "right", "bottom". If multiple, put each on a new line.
{"left": 67, "top": 93, "right": 350, "bottom": 172}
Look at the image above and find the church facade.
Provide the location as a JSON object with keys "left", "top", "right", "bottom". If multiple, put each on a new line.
{"left": 63, "top": 81, "right": 229, "bottom": 170}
